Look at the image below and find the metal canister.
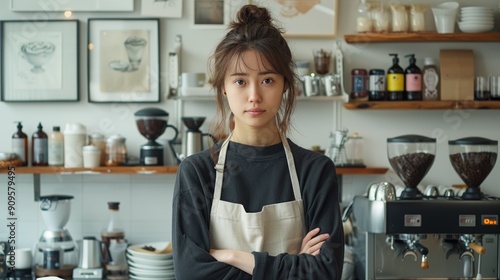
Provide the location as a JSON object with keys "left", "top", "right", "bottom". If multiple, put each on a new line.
{"left": 43, "top": 247, "right": 63, "bottom": 269}
{"left": 368, "top": 69, "right": 386, "bottom": 101}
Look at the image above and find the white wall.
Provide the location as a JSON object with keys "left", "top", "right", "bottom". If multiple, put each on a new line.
{"left": 1, "top": 0, "right": 500, "bottom": 251}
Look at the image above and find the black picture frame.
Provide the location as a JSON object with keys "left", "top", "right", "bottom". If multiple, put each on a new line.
{"left": 1, "top": 19, "right": 79, "bottom": 102}
{"left": 87, "top": 18, "right": 161, "bottom": 103}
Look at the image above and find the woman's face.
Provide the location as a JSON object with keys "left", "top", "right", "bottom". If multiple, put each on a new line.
{"left": 223, "top": 50, "right": 285, "bottom": 133}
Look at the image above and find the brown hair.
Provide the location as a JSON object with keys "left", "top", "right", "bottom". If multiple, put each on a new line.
{"left": 208, "top": 4, "right": 297, "bottom": 143}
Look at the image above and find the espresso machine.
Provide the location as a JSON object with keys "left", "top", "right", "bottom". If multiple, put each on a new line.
{"left": 351, "top": 136, "right": 500, "bottom": 280}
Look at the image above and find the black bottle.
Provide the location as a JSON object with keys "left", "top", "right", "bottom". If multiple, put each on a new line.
{"left": 386, "top": 54, "right": 404, "bottom": 101}
{"left": 32, "top": 122, "right": 48, "bottom": 166}
{"left": 12, "top": 122, "right": 28, "bottom": 166}
{"left": 405, "top": 54, "right": 423, "bottom": 101}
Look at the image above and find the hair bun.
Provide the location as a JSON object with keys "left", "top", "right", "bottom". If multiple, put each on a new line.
{"left": 233, "top": 4, "right": 272, "bottom": 27}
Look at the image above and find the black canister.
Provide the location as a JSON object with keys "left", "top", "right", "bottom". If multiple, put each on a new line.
{"left": 368, "top": 69, "right": 386, "bottom": 100}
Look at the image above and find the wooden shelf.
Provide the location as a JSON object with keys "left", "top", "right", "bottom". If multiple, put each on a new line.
{"left": 172, "top": 95, "right": 346, "bottom": 102}
{"left": 344, "top": 32, "right": 500, "bottom": 43}
{"left": 1, "top": 166, "right": 179, "bottom": 174}
{"left": 343, "top": 100, "right": 500, "bottom": 110}
{"left": 336, "top": 167, "right": 387, "bottom": 175}
{"left": 2, "top": 165, "right": 387, "bottom": 175}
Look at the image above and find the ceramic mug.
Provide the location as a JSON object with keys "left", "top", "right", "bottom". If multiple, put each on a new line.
{"left": 6, "top": 248, "right": 33, "bottom": 270}
{"left": 181, "top": 72, "right": 206, "bottom": 88}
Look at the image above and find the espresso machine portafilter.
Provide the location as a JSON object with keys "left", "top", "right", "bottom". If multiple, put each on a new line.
{"left": 350, "top": 136, "right": 500, "bottom": 280}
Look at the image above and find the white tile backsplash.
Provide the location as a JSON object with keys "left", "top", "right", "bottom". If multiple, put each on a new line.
{"left": 0, "top": 173, "right": 175, "bottom": 250}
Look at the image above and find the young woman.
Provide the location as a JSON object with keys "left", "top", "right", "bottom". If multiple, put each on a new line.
{"left": 172, "top": 4, "right": 344, "bottom": 279}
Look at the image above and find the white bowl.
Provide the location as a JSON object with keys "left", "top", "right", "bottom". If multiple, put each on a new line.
{"left": 460, "top": 12, "right": 494, "bottom": 18}
{"left": 127, "top": 242, "right": 173, "bottom": 260}
{"left": 127, "top": 253, "right": 174, "bottom": 266}
{"left": 459, "top": 19, "right": 494, "bottom": 25}
{"left": 458, "top": 22, "right": 494, "bottom": 33}
{"left": 129, "top": 274, "right": 175, "bottom": 280}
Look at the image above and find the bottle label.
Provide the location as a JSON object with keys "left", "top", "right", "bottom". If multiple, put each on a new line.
{"left": 33, "top": 139, "right": 48, "bottom": 164}
{"left": 423, "top": 68, "right": 439, "bottom": 100}
{"left": 406, "top": 73, "right": 422, "bottom": 91}
{"left": 369, "top": 75, "right": 385, "bottom": 91}
{"left": 12, "top": 138, "right": 26, "bottom": 163}
{"left": 387, "top": 73, "right": 404, "bottom": 91}
{"left": 49, "top": 141, "right": 64, "bottom": 165}
{"left": 352, "top": 75, "right": 366, "bottom": 93}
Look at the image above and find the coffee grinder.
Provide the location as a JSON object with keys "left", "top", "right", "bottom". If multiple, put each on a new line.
{"left": 135, "top": 108, "right": 178, "bottom": 166}
{"left": 387, "top": 135, "right": 436, "bottom": 199}
{"left": 449, "top": 137, "right": 498, "bottom": 200}
{"left": 34, "top": 195, "right": 78, "bottom": 279}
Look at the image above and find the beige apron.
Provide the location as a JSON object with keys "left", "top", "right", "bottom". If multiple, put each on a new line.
{"left": 209, "top": 133, "right": 305, "bottom": 256}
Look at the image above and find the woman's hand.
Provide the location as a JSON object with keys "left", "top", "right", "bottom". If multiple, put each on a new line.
{"left": 300, "top": 227, "right": 330, "bottom": 256}
{"left": 210, "top": 249, "right": 255, "bottom": 275}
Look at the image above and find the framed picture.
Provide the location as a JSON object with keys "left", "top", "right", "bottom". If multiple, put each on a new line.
{"left": 141, "top": 0, "right": 183, "bottom": 18}
{"left": 193, "top": 0, "right": 249, "bottom": 28}
{"left": 251, "top": 0, "right": 338, "bottom": 38}
{"left": 11, "top": 0, "right": 134, "bottom": 12}
{"left": 88, "top": 18, "right": 160, "bottom": 103}
{"left": 1, "top": 20, "right": 79, "bottom": 102}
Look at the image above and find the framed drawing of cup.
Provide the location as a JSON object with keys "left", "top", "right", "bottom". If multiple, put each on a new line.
{"left": 251, "top": 0, "right": 338, "bottom": 38}
{"left": 0, "top": 20, "right": 79, "bottom": 102}
{"left": 88, "top": 18, "right": 160, "bottom": 103}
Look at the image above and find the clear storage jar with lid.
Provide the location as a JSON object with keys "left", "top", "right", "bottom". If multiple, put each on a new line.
{"left": 105, "top": 135, "right": 127, "bottom": 166}
{"left": 88, "top": 133, "right": 106, "bottom": 166}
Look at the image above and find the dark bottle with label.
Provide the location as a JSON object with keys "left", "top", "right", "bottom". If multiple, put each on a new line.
{"left": 404, "top": 54, "right": 423, "bottom": 100}
{"left": 32, "top": 122, "right": 48, "bottom": 166}
{"left": 350, "top": 69, "right": 368, "bottom": 100}
{"left": 12, "top": 122, "right": 28, "bottom": 166}
{"left": 387, "top": 54, "right": 404, "bottom": 101}
{"left": 368, "top": 69, "right": 386, "bottom": 100}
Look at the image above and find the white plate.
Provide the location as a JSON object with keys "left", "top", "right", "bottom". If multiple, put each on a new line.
{"left": 128, "top": 260, "right": 174, "bottom": 270}
{"left": 460, "top": 14, "right": 494, "bottom": 19}
{"left": 127, "top": 242, "right": 173, "bottom": 260}
{"left": 126, "top": 253, "right": 174, "bottom": 265}
{"left": 129, "top": 274, "right": 175, "bottom": 280}
{"left": 461, "top": 7, "right": 493, "bottom": 12}
{"left": 129, "top": 266, "right": 175, "bottom": 277}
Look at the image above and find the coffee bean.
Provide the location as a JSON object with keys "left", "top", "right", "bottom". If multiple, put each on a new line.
{"left": 389, "top": 153, "right": 435, "bottom": 188}
{"left": 449, "top": 152, "right": 497, "bottom": 188}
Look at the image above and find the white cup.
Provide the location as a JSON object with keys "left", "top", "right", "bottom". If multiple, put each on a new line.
{"left": 432, "top": 2, "right": 459, "bottom": 33}
{"left": 180, "top": 72, "right": 206, "bottom": 88}
{"left": 6, "top": 248, "right": 33, "bottom": 270}
{"left": 83, "top": 145, "right": 101, "bottom": 168}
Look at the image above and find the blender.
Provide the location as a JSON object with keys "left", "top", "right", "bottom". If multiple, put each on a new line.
{"left": 135, "top": 108, "right": 179, "bottom": 166}
{"left": 387, "top": 135, "right": 436, "bottom": 199}
{"left": 449, "top": 137, "right": 498, "bottom": 200}
{"left": 34, "top": 195, "right": 78, "bottom": 279}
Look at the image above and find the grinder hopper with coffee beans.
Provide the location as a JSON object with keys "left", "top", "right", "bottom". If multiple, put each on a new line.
{"left": 135, "top": 108, "right": 179, "bottom": 166}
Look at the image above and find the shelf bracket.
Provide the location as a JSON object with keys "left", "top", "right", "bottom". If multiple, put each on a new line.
{"left": 33, "top": 174, "right": 41, "bottom": 202}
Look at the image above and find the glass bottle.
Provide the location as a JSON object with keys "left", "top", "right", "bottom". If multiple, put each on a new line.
{"left": 422, "top": 57, "right": 440, "bottom": 101}
{"left": 32, "top": 122, "right": 48, "bottom": 166}
{"left": 12, "top": 122, "right": 28, "bottom": 166}
{"left": 101, "top": 202, "right": 125, "bottom": 246}
{"left": 48, "top": 126, "right": 64, "bottom": 166}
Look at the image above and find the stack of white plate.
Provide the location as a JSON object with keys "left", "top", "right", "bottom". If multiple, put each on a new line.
{"left": 126, "top": 241, "right": 175, "bottom": 280}
{"left": 458, "top": 6, "right": 495, "bottom": 33}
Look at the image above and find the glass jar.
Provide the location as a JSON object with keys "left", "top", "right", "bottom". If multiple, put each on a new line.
{"left": 105, "top": 135, "right": 127, "bottom": 166}
{"left": 410, "top": 4, "right": 428, "bottom": 32}
{"left": 351, "top": 69, "right": 368, "bottom": 100}
{"left": 369, "top": 3, "right": 390, "bottom": 33}
{"left": 390, "top": 4, "right": 408, "bottom": 33}
{"left": 88, "top": 133, "right": 106, "bottom": 166}
{"left": 368, "top": 69, "right": 386, "bottom": 100}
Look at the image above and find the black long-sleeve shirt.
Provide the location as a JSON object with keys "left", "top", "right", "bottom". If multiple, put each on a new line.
{"left": 172, "top": 139, "right": 344, "bottom": 279}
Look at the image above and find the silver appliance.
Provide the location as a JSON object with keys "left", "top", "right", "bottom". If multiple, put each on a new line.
{"left": 350, "top": 137, "right": 500, "bottom": 279}
{"left": 73, "top": 236, "right": 111, "bottom": 280}
{"left": 180, "top": 117, "right": 214, "bottom": 160}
